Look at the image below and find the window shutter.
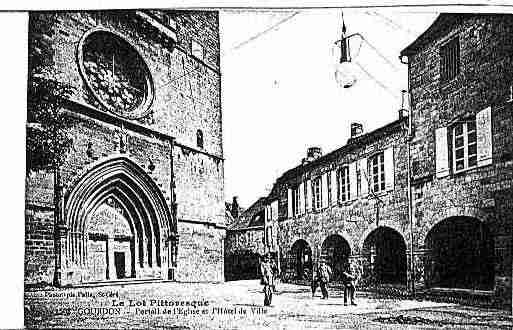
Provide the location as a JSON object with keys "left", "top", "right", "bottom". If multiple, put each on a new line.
{"left": 360, "top": 158, "right": 369, "bottom": 196}
{"left": 330, "top": 170, "right": 338, "bottom": 205}
{"left": 384, "top": 147, "right": 395, "bottom": 191}
{"left": 306, "top": 179, "right": 312, "bottom": 212}
{"left": 477, "top": 106, "right": 492, "bottom": 167}
{"left": 287, "top": 188, "right": 293, "bottom": 218}
{"left": 321, "top": 173, "right": 328, "bottom": 208}
{"left": 299, "top": 182, "right": 305, "bottom": 215}
{"left": 435, "top": 127, "right": 450, "bottom": 178}
{"left": 271, "top": 200, "right": 279, "bottom": 221}
{"left": 349, "top": 162, "right": 357, "bottom": 199}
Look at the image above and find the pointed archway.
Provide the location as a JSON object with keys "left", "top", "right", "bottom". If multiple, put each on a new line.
{"left": 58, "top": 157, "right": 176, "bottom": 285}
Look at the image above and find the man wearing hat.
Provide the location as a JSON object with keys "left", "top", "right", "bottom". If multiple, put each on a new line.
{"left": 312, "top": 260, "right": 332, "bottom": 299}
{"left": 342, "top": 262, "right": 357, "bottom": 306}
{"left": 260, "top": 254, "right": 274, "bottom": 306}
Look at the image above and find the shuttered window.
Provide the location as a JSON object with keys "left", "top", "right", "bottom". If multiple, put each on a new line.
{"left": 312, "top": 177, "right": 322, "bottom": 211}
{"left": 453, "top": 120, "right": 477, "bottom": 172}
{"left": 338, "top": 166, "right": 350, "bottom": 202}
{"left": 369, "top": 152, "right": 385, "bottom": 192}
{"left": 440, "top": 37, "right": 459, "bottom": 83}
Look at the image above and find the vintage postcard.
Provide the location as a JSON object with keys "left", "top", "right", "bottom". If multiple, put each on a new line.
{"left": 13, "top": 2, "right": 513, "bottom": 329}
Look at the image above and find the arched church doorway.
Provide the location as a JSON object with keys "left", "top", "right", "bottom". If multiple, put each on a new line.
{"left": 85, "top": 199, "right": 136, "bottom": 281}
{"left": 60, "top": 157, "right": 176, "bottom": 285}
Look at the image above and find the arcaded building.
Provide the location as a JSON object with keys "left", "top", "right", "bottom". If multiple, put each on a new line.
{"left": 25, "top": 10, "right": 225, "bottom": 286}
{"left": 270, "top": 118, "right": 411, "bottom": 287}
{"left": 401, "top": 14, "right": 513, "bottom": 304}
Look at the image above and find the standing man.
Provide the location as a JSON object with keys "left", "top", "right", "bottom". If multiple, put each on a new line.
{"left": 318, "top": 260, "right": 332, "bottom": 299}
{"left": 260, "top": 254, "right": 274, "bottom": 306}
{"left": 270, "top": 255, "right": 279, "bottom": 293}
{"left": 342, "top": 262, "right": 357, "bottom": 306}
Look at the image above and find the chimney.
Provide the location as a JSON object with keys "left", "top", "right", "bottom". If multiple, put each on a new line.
{"left": 231, "top": 196, "right": 239, "bottom": 219}
{"left": 307, "top": 147, "right": 322, "bottom": 160}
{"left": 302, "top": 147, "right": 323, "bottom": 164}
{"left": 350, "top": 122, "right": 364, "bottom": 139}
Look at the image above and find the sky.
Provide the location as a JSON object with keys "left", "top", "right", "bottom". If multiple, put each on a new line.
{"left": 220, "top": 9, "right": 438, "bottom": 208}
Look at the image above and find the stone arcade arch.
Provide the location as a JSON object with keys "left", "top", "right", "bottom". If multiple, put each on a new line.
{"left": 58, "top": 157, "right": 176, "bottom": 285}
{"left": 321, "top": 234, "right": 351, "bottom": 282}
{"left": 424, "top": 216, "right": 494, "bottom": 291}
{"left": 362, "top": 226, "right": 407, "bottom": 285}
{"left": 289, "top": 239, "right": 313, "bottom": 280}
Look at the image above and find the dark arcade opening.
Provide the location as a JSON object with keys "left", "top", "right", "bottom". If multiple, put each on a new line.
{"left": 290, "top": 239, "right": 312, "bottom": 280}
{"left": 225, "top": 250, "right": 261, "bottom": 281}
{"left": 425, "top": 216, "right": 495, "bottom": 291}
{"left": 362, "top": 226, "right": 407, "bottom": 285}
{"left": 321, "top": 235, "right": 351, "bottom": 282}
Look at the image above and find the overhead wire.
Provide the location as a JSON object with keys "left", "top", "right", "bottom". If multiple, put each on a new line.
{"left": 354, "top": 61, "right": 400, "bottom": 100}
{"left": 230, "top": 11, "right": 300, "bottom": 52}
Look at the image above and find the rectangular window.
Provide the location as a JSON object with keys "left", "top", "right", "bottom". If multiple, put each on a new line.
{"left": 453, "top": 119, "right": 477, "bottom": 172}
{"left": 191, "top": 40, "right": 204, "bottom": 60}
{"left": 338, "top": 166, "right": 350, "bottom": 202}
{"left": 164, "top": 13, "right": 177, "bottom": 30}
{"left": 369, "top": 153, "right": 385, "bottom": 193}
{"left": 312, "top": 177, "right": 322, "bottom": 211}
{"left": 440, "top": 37, "right": 460, "bottom": 83}
{"left": 292, "top": 186, "right": 300, "bottom": 216}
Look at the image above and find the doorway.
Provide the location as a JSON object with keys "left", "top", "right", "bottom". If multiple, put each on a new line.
{"left": 115, "top": 252, "right": 126, "bottom": 279}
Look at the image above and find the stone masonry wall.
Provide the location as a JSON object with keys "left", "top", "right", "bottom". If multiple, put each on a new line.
{"left": 276, "top": 122, "right": 409, "bottom": 283}
{"left": 26, "top": 10, "right": 225, "bottom": 284}
{"left": 407, "top": 14, "right": 513, "bottom": 303}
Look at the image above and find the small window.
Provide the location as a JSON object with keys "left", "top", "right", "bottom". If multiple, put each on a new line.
{"left": 452, "top": 119, "right": 477, "bottom": 172}
{"left": 440, "top": 37, "right": 460, "bottom": 83}
{"left": 369, "top": 153, "right": 385, "bottom": 193}
{"left": 191, "top": 40, "right": 204, "bottom": 60}
{"left": 249, "top": 211, "right": 264, "bottom": 227}
{"left": 196, "top": 129, "right": 204, "bottom": 149}
{"left": 338, "top": 166, "right": 350, "bottom": 202}
{"left": 312, "top": 177, "right": 322, "bottom": 211}
{"left": 164, "top": 13, "right": 177, "bottom": 30}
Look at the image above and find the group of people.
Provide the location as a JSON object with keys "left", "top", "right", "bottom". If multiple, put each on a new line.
{"left": 310, "top": 261, "right": 357, "bottom": 306}
{"left": 259, "top": 254, "right": 357, "bottom": 307}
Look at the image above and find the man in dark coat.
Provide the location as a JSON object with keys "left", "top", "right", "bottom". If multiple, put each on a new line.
{"left": 318, "top": 261, "right": 332, "bottom": 299}
{"left": 342, "top": 263, "right": 357, "bottom": 306}
{"left": 311, "top": 260, "right": 332, "bottom": 299}
{"left": 270, "top": 257, "right": 279, "bottom": 293}
{"left": 260, "top": 254, "right": 274, "bottom": 306}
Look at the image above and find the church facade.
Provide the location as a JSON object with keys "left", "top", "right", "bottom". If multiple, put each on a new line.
{"left": 25, "top": 10, "right": 225, "bottom": 286}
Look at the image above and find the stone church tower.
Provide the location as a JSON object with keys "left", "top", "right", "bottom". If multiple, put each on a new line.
{"left": 25, "top": 10, "right": 225, "bottom": 286}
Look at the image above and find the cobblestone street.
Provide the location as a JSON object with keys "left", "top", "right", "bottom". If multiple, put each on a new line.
{"left": 25, "top": 280, "right": 513, "bottom": 329}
